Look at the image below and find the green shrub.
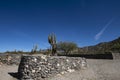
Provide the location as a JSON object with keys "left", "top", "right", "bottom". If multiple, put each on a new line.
{"left": 57, "top": 41, "right": 78, "bottom": 55}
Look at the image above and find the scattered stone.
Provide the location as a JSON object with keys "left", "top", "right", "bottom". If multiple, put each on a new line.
{"left": 67, "top": 69, "right": 75, "bottom": 73}
{"left": 81, "top": 58, "right": 87, "bottom": 70}
{"left": 0, "top": 54, "right": 21, "bottom": 65}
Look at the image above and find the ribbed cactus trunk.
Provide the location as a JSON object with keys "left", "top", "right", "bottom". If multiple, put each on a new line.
{"left": 48, "top": 33, "right": 57, "bottom": 56}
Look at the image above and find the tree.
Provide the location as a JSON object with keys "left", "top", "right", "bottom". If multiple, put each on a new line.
{"left": 48, "top": 33, "right": 57, "bottom": 56}
{"left": 57, "top": 41, "right": 78, "bottom": 55}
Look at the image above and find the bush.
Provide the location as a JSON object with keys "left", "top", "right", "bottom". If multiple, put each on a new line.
{"left": 57, "top": 41, "right": 78, "bottom": 55}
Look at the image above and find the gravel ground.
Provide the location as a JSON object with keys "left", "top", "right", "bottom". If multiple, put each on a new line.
{"left": 0, "top": 59, "right": 120, "bottom": 80}
{"left": 87, "top": 59, "right": 120, "bottom": 80}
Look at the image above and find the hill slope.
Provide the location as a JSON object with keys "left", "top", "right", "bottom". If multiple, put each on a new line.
{"left": 79, "top": 37, "right": 120, "bottom": 54}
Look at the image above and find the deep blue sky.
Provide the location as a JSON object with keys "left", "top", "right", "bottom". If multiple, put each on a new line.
{"left": 0, "top": 0, "right": 120, "bottom": 52}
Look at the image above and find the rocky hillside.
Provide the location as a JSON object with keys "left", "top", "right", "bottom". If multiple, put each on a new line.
{"left": 79, "top": 37, "right": 120, "bottom": 54}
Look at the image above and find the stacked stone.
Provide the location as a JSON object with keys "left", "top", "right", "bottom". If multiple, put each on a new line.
{"left": 18, "top": 55, "right": 87, "bottom": 80}
{"left": 0, "top": 54, "right": 21, "bottom": 65}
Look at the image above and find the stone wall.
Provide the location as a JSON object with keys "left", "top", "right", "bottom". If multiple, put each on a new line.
{"left": 0, "top": 54, "right": 21, "bottom": 65}
{"left": 18, "top": 55, "right": 87, "bottom": 80}
{"left": 112, "top": 53, "right": 120, "bottom": 60}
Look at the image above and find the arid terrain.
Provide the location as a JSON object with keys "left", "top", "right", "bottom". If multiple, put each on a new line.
{"left": 0, "top": 59, "right": 120, "bottom": 80}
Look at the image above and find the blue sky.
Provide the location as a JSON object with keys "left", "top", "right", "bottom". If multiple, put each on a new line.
{"left": 0, "top": 0, "right": 120, "bottom": 52}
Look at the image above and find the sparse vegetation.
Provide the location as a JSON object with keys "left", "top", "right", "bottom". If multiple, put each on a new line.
{"left": 78, "top": 37, "right": 120, "bottom": 54}
{"left": 1, "top": 35, "right": 120, "bottom": 57}
{"left": 30, "top": 44, "right": 38, "bottom": 54}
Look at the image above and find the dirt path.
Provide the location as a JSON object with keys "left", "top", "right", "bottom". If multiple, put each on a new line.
{"left": 0, "top": 65, "right": 18, "bottom": 80}
{"left": 87, "top": 59, "right": 120, "bottom": 80}
{"left": 0, "top": 59, "right": 120, "bottom": 80}
{"left": 46, "top": 59, "right": 120, "bottom": 80}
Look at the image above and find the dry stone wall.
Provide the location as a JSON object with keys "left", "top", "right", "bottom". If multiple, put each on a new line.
{"left": 0, "top": 54, "right": 21, "bottom": 65}
{"left": 18, "top": 55, "right": 87, "bottom": 80}
{"left": 112, "top": 53, "right": 120, "bottom": 60}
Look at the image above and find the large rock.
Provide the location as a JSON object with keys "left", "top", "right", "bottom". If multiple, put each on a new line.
{"left": 18, "top": 55, "right": 87, "bottom": 80}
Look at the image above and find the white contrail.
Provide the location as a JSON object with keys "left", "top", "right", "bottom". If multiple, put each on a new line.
{"left": 95, "top": 18, "right": 114, "bottom": 41}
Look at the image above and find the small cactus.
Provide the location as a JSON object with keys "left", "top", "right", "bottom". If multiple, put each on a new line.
{"left": 48, "top": 33, "right": 57, "bottom": 56}
{"left": 31, "top": 44, "right": 38, "bottom": 54}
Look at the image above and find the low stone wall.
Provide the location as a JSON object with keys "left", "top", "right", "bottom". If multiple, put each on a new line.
{"left": 112, "top": 53, "right": 120, "bottom": 60}
{"left": 0, "top": 54, "right": 21, "bottom": 65}
{"left": 18, "top": 55, "right": 87, "bottom": 80}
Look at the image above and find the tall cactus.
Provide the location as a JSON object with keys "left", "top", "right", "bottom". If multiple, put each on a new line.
{"left": 48, "top": 33, "right": 57, "bottom": 56}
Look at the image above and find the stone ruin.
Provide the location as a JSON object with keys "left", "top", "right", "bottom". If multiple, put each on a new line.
{"left": 112, "top": 53, "right": 120, "bottom": 60}
{"left": 18, "top": 55, "right": 87, "bottom": 80}
{"left": 0, "top": 54, "right": 21, "bottom": 65}
{"left": 0, "top": 54, "right": 87, "bottom": 79}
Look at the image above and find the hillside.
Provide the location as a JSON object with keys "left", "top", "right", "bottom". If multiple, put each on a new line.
{"left": 79, "top": 37, "right": 120, "bottom": 54}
